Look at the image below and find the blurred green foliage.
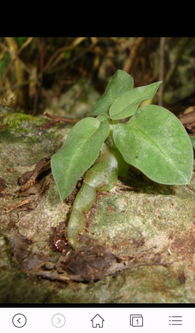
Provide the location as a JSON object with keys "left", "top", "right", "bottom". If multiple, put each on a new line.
{"left": 16, "top": 37, "right": 28, "bottom": 45}
{"left": 0, "top": 51, "right": 9, "bottom": 75}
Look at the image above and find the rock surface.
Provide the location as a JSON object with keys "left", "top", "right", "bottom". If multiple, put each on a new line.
{"left": 0, "top": 107, "right": 195, "bottom": 303}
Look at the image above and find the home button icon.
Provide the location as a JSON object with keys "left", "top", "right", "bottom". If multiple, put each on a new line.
{"left": 91, "top": 314, "right": 104, "bottom": 328}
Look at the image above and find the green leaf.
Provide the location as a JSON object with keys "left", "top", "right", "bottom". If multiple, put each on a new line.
{"left": 110, "top": 101, "right": 139, "bottom": 120}
{"left": 92, "top": 70, "right": 134, "bottom": 116}
{"left": 113, "top": 105, "right": 193, "bottom": 185}
{"left": 109, "top": 81, "right": 162, "bottom": 120}
{"left": 51, "top": 117, "right": 109, "bottom": 200}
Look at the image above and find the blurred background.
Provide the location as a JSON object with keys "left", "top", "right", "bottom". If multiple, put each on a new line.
{"left": 0, "top": 37, "right": 195, "bottom": 122}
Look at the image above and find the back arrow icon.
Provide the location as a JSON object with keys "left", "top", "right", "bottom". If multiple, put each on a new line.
{"left": 12, "top": 314, "right": 27, "bottom": 328}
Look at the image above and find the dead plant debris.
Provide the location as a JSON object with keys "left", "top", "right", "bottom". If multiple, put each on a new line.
{"left": 18, "top": 157, "right": 51, "bottom": 192}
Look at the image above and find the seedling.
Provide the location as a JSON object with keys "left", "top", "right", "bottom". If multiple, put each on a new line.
{"left": 51, "top": 70, "right": 193, "bottom": 248}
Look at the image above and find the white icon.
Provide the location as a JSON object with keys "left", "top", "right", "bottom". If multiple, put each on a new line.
{"left": 12, "top": 313, "right": 27, "bottom": 328}
{"left": 51, "top": 313, "right": 66, "bottom": 328}
{"left": 91, "top": 314, "right": 104, "bottom": 328}
{"left": 169, "top": 315, "right": 183, "bottom": 326}
{"left": 130, "top": 314, "right": 143, "bottom": 327}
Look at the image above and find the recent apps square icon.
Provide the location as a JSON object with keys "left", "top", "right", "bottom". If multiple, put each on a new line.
{"left": 130, "top": 314, "right": 143, "bottom": 327}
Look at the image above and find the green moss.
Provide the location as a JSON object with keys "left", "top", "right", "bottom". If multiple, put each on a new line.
{"left": 0, "top": 269, "right": 61, "bottom": 303}
{"left": 108, "top": 266, "right": 187, "bottom": 303}
{"left": 0, "top": 112, "right": 65, "bottom": 147}
{"left": 2, "top": 112, "right": 46, "bottom": 129}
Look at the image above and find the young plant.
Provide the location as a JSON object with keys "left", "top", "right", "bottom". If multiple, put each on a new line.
{"left": 51, "top": 70, "right": 193, "bottom": 248}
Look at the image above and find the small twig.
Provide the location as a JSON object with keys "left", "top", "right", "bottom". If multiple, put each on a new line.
{"left": 158, "top": 37, "right": 166, "bottom": 106}
{"left": 43, "top": 37, "right": 87, "bottom": 72}
{"left": 17, "top": 37, "right": 34, "bottom": 55}
{"left": 44, "top": 112, "right": 79, "bottom": 123}
{"left": 114, "top": 183, "right": 134, "bottom": 190}
{"left": 40, "top": 112, "right": 79, "bottom": 130}
{"left": 123, "top": 37, "right": 145, "bottom": 73}
{"left": 19, "top": 157, "right": 51, "bottom": 192}
{"left": 4, "top": 37, "right": 28, "bottom": 109}
{"left": 4, "top": 198, "right": 34, "bottom": 213}
{"left": 45, "top": 42, "right": 99, "bottom": 75}
{"left": 0, "top": 77, "right": 41, "bottom": 94}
